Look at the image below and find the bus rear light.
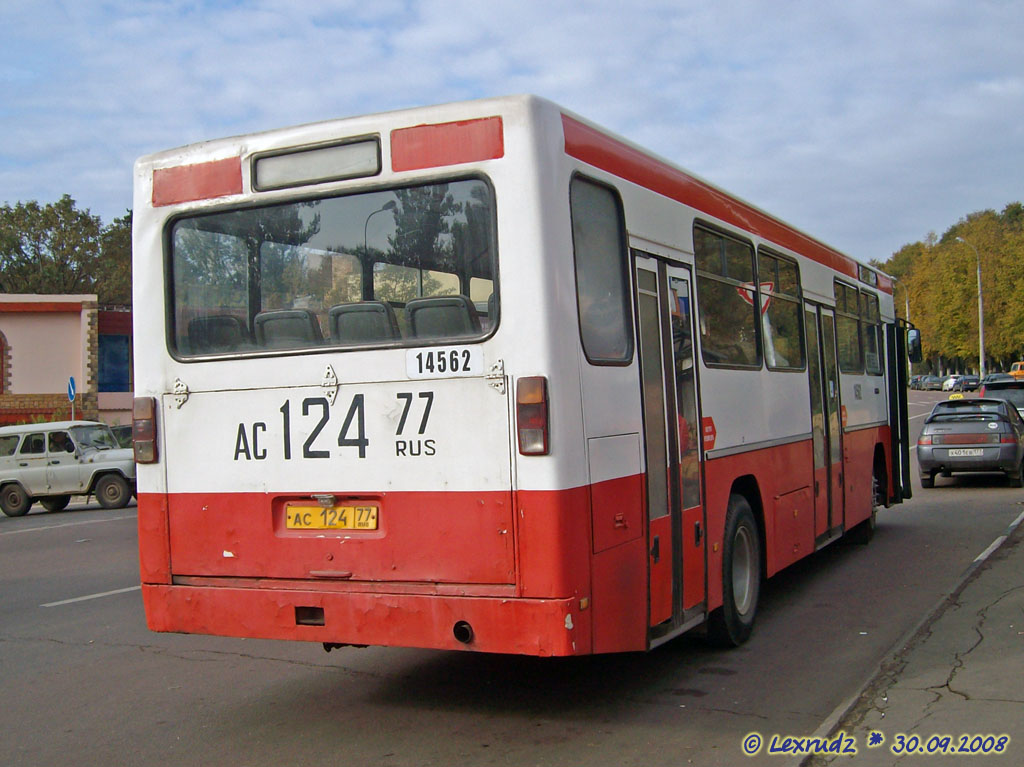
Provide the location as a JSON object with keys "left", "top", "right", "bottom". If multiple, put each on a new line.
{"left": 516, "top": 377, "right": 549, "bottom": 455}
{"left": 133, "top": 396, "right": 159, "bottom": 464}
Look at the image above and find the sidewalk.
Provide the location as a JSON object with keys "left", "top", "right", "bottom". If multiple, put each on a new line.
{"left": 804, "top": 510, "right": 1024, "bottom": 765}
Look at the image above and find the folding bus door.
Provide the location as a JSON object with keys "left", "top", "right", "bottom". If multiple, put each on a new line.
{"left": 806, "top": 304, "right": 844, "bottom": 544}
{"left": 635, "top": 254, "right": 706, "bottom": 642}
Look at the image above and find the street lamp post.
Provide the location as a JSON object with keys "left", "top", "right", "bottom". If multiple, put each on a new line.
{"left": 364, "top": 200, "right": 397, "bottom": 253}
{"left": 956, "top": 236, "right": 985, "bottom": 379}
{"left": 890, "top": 275, "right": 912, "bottom": 377}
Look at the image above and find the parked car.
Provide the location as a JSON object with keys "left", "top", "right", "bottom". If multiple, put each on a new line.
{"left": 0, "top": 421, "right": 136, "bottom": 516}
{"left": 979, "top": 379, "right": 1024, "bottom": 418}
{"left": 959, "top": 375, "right": 980, "bottom": 391}
{"left": 1009, "top": 361, "right": 1024, "bottom": 381}
{"left": 920, "top": 375, "right": 944, "bottom": 390}
{"left": 110, "top": 424, "right": 133, "bottom": 448}
{"left": 909, "top": 374, "right": 924, "bottom": 390}
{"left": 980, "top": 373, "right": 1013, "bottom": 388}
{"left": 917, "top": 399, "right": 1024, "bottom": 488}
{"left": 941, "top": 375, "right": 963, "bottom": 391}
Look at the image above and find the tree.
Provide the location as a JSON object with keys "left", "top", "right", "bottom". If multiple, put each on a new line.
{"left": 0, "top": 195, "right": 103, "bottom": 295}
{"left": 0, "top": 196, "right": 135, "bottom": 306}
{"left": 96, "top": 211, "right": 132, "bottom": 305}
{"left": 872, "top": 201, "right": 1024, "bottom": 372}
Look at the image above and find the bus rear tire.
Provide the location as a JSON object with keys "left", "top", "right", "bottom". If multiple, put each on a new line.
{"left": 707, "top": 494, "right": 761, "bottom": 647}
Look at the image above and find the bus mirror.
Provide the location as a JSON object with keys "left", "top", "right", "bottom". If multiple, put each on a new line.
{"left": 907, "top": 328, "right": 922, "bottom": 363}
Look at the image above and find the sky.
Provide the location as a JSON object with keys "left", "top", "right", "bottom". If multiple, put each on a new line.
{"left": 2, "top": 0, "right": 1022, "bottom": 264}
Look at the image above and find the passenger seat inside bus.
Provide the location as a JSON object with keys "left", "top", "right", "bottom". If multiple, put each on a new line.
{"left": 328, "top": 301, "right": 401, "bottom": 343}
{"left": 187, "top": 315, "right": 250, "bottom": 354}
{"left": 253, "top": 309, "right": 324, "bottom": 348}
{"left": 406, "top": 295, "right": 481, "bottom": 338}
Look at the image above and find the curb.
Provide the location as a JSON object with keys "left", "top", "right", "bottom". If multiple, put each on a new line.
{"left": 786, "top": 508, "right": 1024, "bottom": 767}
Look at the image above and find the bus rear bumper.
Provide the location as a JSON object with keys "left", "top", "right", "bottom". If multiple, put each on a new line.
{"left": 141, "top": 583, "right": 591, "bottom": 656}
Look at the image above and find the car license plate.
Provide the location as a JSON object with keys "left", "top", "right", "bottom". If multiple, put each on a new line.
{"left": 947, "top": 448, "right": 984, "bottom": 457}
{"left": 286, "top": 504, "right": 378, "bottom": 530}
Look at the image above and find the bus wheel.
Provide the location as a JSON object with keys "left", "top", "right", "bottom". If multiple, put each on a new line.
{"left": 41, "top": 495, "right": 71, "bottom": 513}
{"left": 1, "top": 483, "right": 32, "bottom": 517}
{"left": 96, "top": 475, "right": 131, "bottom": 509}
{"left": 707, "top": 494, "right": 761, "bottom": 647}
{"left": 847, "top": 472, "right": 881, "bottom": 545}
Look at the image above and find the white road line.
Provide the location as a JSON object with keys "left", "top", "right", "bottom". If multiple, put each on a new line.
{"left": 0, "top": 514, "right": 135, "bottom": 536}
{"left": 41, "top": 585, "right": 141, "bottom": 608}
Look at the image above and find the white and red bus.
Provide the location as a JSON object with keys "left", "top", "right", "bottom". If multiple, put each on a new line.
{"left": 132, "top": 95, "right": 919, "bottom": 655}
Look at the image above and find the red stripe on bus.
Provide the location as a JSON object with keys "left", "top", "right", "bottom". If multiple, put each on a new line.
{"left": 152, "top": 156, "right": 243, "bottom": 207}
{"left": 561, "top": 114, "right": 881, "bottom": 290}
{"left": 391, "top": 116, "right": 504, "bottom": 172}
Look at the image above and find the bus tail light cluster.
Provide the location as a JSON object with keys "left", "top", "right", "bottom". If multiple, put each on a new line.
{"left": 516, "top": 377, "right": 549, "bottom": 455}
{"left": 133, "top": 397, "right": 159, "bottom": 464}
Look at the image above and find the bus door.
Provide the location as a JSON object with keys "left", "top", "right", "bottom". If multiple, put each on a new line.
{"left": 635, "top": 255, "right": 706, "bottom": 637}
{"left": 806, "top": 305, "right": 844, "bottom": 543}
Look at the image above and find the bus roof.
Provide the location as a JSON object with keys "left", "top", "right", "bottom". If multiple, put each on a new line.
{"left": 136, "top": 93, "right": 892, "bottom": 294}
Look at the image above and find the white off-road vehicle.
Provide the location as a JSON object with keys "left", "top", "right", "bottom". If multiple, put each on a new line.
{"left": 0, "top": 421, "right": 136, "bottom": 516}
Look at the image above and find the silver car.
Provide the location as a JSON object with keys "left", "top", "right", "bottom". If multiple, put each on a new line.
{"left": 917, "top": 399, "right": 1024, "bottom": 488}
{"left": 0, "top": 421, "right": 137, "bottom": 516}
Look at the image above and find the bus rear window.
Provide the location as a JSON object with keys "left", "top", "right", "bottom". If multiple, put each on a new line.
{"left": 169, "top": 178, "right": 497, "bottom": 356}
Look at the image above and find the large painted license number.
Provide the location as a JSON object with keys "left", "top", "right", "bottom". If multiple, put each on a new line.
{"left": 233, "top": 392, "right": 434, "bottom": 462}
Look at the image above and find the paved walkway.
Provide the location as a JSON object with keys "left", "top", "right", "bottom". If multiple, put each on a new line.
{"left": 800, "top": 510, "right": 1024, "bottom": 766}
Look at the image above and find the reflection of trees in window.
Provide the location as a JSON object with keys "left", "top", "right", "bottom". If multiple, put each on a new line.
{"left": 861, "top": 292, "right": 883, "bottom": 375}
{"left": 757, "top": 250, "right": 805, "bottom": 370}
{"left": 694, "top": 226, "right": 760, "bottom": 367}
{"left": 834, "top": 281, "right": 863, "bottom": 373}
{"left": 170, "top": 180, "right": 496, "bottom": 354}
{"left": 174, "top": 203, "right": 321, "bottom": 318}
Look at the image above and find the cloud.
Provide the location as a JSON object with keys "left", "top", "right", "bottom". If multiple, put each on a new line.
{"left": 1, "top": 0, "right": 1022, "bottom": 261}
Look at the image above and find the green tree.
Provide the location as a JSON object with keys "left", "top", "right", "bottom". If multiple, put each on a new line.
{"left": 0, "top": 195, "right": 103, "bottom": 295}
{"left": 0, "top": 196, "right": 135, "bottom": 306}
{"left": 873, "top": 201, "right": 1024, "bottom": 372}
{"left": 96, "top": 211, "right": 132, "bottom": 304}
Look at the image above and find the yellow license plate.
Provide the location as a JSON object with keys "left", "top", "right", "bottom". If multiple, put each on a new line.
{"left": 286, "top": 505, "right": 378, "bottom": 530}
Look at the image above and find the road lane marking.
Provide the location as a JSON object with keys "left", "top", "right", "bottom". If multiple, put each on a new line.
{"left": 0, "top": 514, "right": 135, "bottom": 536}
{"left": 41, "top": 585, "right": 141, "bottom": 608}
{"left": 973, "top": 509, "right": 1024, "bottom": 564}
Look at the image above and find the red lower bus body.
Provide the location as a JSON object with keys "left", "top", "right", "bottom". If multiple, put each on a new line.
{"left": 138, "top": 425, "right": 889, "bottom": 656}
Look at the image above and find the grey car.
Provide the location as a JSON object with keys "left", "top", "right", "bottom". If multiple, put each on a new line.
{"left": 917, "top": 399, "right": 1024, "bottom": 488}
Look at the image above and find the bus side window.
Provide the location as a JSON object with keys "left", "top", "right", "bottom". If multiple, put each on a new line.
{"left": 570, "top": 176, "right": 632, "bottom": 364}
{"left": 694, "top": 225, "right": 761, "bottom": 368}
{"left": 834, "top": 281, "right": 863, "bottom": 373}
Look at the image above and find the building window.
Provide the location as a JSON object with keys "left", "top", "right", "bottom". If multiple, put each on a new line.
{"left": 98, "top": 334, "right": 131, "bottom": 392}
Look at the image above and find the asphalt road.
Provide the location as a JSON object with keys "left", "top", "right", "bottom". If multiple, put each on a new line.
{"left": 2, "top": 390, "right": 1021, "bottom": 766}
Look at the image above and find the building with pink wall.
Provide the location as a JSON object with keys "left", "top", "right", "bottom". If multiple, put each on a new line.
{"left": 0, "top": 294, "right": 132, "bottom": 426}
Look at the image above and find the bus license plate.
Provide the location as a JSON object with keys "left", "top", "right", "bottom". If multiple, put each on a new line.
{"left": 947, "top": 448, "right": 983, "bottom": 457}
{"left": 286, "top": 505, "right": 378, "bottom": 530}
